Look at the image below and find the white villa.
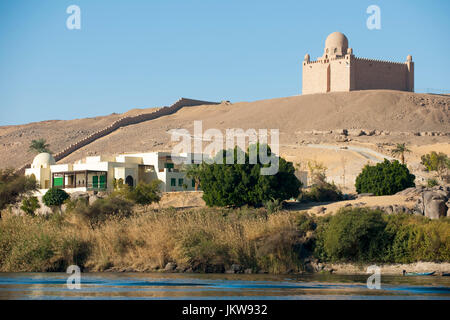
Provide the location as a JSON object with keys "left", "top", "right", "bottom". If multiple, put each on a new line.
{"left": 25, "top": 152, "right": 202, "bottom": 193}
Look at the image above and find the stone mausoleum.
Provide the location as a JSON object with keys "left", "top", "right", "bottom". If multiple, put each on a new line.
{"left": 302, "top": 32, "right": 414, "bottom": 94}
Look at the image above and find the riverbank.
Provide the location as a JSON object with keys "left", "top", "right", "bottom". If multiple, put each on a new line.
{"left": 327, "top": 262, "right": 450, "bottom": 275}
{"left": 101, "top": 262, "right": 450, "bottom": 276}
{"left": 0, "top": 205, "right": 449, "bottom": 274}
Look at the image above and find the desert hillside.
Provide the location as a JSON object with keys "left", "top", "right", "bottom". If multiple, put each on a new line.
{"left": 1, "top": 90, "right": 449, "bottom": 191}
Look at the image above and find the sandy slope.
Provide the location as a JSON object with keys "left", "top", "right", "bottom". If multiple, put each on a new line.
{"left": 0, "top": 91, "right": 448, "bottom": 186}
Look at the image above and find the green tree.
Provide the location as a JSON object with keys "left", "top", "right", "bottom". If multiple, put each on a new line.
{"left": 184, "top": 164, "right": 202, "bottom": 191}
{"left": 421, "top": 151, "right": 450, "bottom": 180}
{"left": 20, "top": 196, "right": 41, "bottom": 216}
{"left": 29, "top": 139, "right": 51, "bottom": 154}
{"left": 198, "top": 144, "right": 302, "bottom": 207}
{"left": 0, "top": 168, "right": 37, "bottom": 211}
{"left": 355, "top": 159, "right": 415, "bottom": 195}
{"left": 390, "top": 143, "right": 411, "bottom": 165}
{"left": 42, "top": 188, "right": 69, "bottom": 211}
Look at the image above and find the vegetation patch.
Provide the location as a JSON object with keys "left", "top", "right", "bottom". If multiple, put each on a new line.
{"left": 355, "top": 159, "right": 415, "bottom": 195}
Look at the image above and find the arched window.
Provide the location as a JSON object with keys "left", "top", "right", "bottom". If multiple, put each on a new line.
{"left": 125, "top": 175, "right": 134, "bottom": 187}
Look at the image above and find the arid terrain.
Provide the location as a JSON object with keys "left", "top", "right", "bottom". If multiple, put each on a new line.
{"left": 1, "top": 90, "right": 449, "bottom": 192}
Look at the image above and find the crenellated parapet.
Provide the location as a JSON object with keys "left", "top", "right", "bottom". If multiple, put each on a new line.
{"left": 352, "top": 56, "right": 408, "bottom": 66}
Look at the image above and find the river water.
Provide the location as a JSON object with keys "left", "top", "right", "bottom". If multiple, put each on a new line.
{"left": 0, "top": 272, "right": 449, "bottom": 300}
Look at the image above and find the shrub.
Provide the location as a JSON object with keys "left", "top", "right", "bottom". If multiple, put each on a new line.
{"left": 384, "top": 214, "right": 450, "bottom": 263}
{"left": 264, "top": 199, "right": 283, "bottom": 214}
{"left": 181, "top": 230, "right": 230, "bottom": 272}
{"left": 126, "top": 180, "right": 162, "bottom": 206}
{"left": 42, "top": 188, "right": 70, "bottom": 207}
{"left": 0, "top": 169, "right": 37, "bottom": 211}
{"left": 67, "top": 195, "right": 133, "bottom": 226}
{"left": 198, "top": 144, "right": 302, "bottom": 207}
{"left": 355, "top": 159, "right": 415, "bottom": 195}
{"left": 317, "top": 208, "right": 389, "bottom": 262}
{"left": 298, "top": 182, "right": 343, "bottom": 202}
{"left": 421, "top": 151, "right": 450, "bottom": 180}
{"left": 113, "top": 178, "right": 125, "bottom": 190}
{"left": 427, "top": 178, "right": 439, "bottom": 188}
{"left": 20, "top": 196, "right": 40, "bottom": 216}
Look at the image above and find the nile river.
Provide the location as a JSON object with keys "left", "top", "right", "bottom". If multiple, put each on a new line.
{"left": 0, "top": 273, "right": 449, "bottom": 300}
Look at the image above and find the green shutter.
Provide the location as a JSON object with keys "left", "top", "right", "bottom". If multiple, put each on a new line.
{"left": 99, "top": 175, "right": 106, "bottom": 189}
{"left": 92, "top": 176, "right": 98, "bottom": 188}
{"left": 178, "top": 178, "right": 183, "bottom": 186}
{"left": 53, "top": 177, "right": 63, "bottom": 187}
{"left": 192, "top": 180, "right": 195, "bottom": 188}
{"left": 171, "top": 178, "right": 176, "bottom": 186}
{"left": 165, "top": 163, "right": 174, "bottom": 169}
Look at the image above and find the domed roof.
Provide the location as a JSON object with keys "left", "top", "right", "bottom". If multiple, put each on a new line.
{"left": 324, "top": 32, "right": 348, "bottom": 57}
{"left": 31, "top": 153, "right": 55, "bottom": 169}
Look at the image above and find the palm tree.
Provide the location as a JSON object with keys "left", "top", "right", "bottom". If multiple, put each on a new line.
{"left": 184, "top": 164, "right": 202, "bottom": 191}
{"left": 29, "top": 139, "right": 51, "bottom": 154}
{"left": 391, "top": 143, "right": 411, "bottom": 165}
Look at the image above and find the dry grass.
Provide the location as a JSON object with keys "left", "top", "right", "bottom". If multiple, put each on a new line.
{"left": 78, "top": 208, "right": 304, "bottom": 273}
{"left": 0, "top": 207, "right": 307, "bottom": 273}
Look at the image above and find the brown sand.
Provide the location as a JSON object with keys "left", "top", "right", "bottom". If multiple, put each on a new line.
{"left": 1, "top": 90, "right": 448, "bottom": 192}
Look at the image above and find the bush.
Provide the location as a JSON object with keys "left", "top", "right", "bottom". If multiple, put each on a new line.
{"left": 298, "top": 182, "right": 343, "bottom": 202}
{"left": 421, "top": 151, "right": 450, "bottom": 180}
{"left": 67, "top": 195, "right": 133, "bottom": 226}
{"left": 20, "top": 196, "right": 40, "bottom": 216}
{"left": 126, "top": 180, "right": 162, "bottom": 206}
{"left": 427, "top": 178, "right": 439, "bottom": 188}
{"left": 264, "top": 199, "right": 283, "bottom": 214}
{"left": 384, "top": 214, "right": 450, "bottom": 263}
{"left": 181, "top": 230, "right": 231, "bottom": 272}
{"left": 0, "top": 169, "right": 37, "bottom": 211}
{"left": 198, "top": 145, "right": 302, "bottom": 207}
{"left": 355, "top": 159, "right": 415, "bottom": 195}
{"left": 42, "top": 188, "right": 70, "bottom": 207}
{"left": 316, "top": 207, "right": 389, "bottom": 262}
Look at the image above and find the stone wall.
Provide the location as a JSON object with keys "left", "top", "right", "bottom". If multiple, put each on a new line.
{"left": 16, "top": 98, "right": 219, "bottom": 174}
{"left": 351, "top": 57, "right": 412, "bottom": 92}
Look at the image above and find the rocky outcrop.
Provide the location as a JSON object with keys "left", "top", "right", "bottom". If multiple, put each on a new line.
{"left": 396, "top": 185, "right": 450, "bottom": 219}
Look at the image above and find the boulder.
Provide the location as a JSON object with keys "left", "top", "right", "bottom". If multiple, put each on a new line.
{"left": 423, "top": 191, "right": 447, "bottom": 219}
{"left": 226, "top": 264, "right": 242, "bottom": 274}
{"left": 335, "top": 135, "right": 349, "bottom": 142}
{"left": 164, "top": 262, "right": 177, "bottom": 271}
{"left": 384, "top": 205, "right": 394, "bottom": 215}
{"left": 347, "top": 129, "right": 365, "bottom": 136}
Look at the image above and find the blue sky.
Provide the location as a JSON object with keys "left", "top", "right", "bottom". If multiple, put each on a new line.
{"left": 0, "top": 0, "right": 449, "bottom": 125}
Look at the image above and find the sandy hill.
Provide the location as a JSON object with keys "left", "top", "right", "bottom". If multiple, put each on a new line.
{"left": 0, "top": 90, "right": 449, "bottom": 172}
